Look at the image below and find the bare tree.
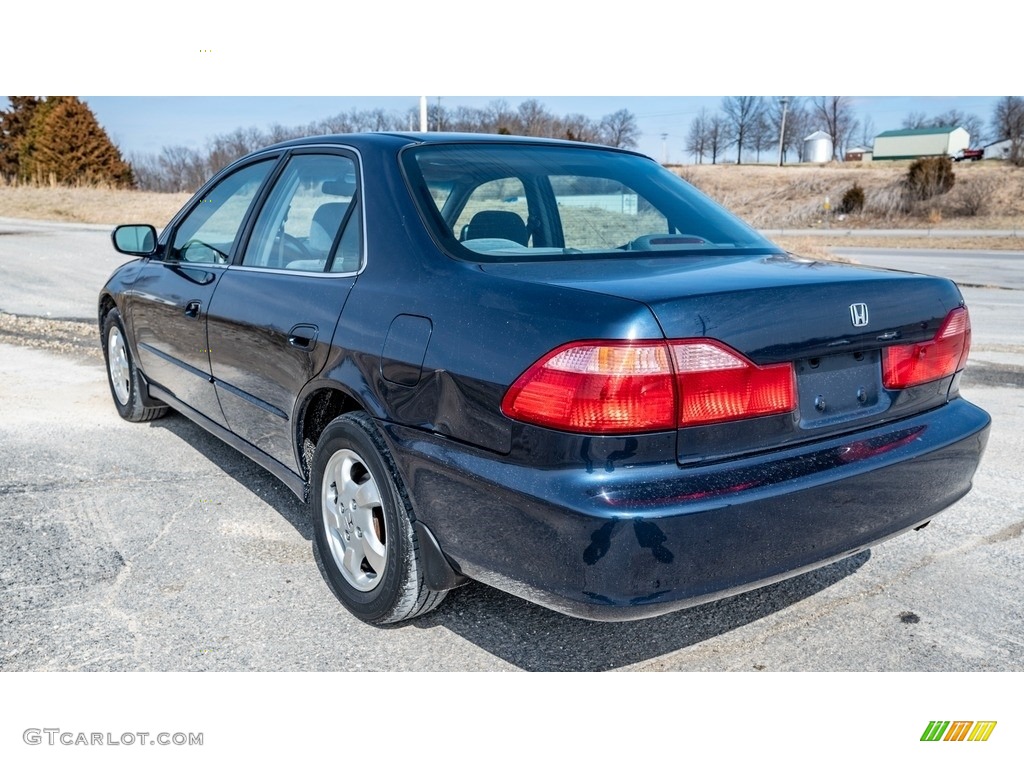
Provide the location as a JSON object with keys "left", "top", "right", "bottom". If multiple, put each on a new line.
{"left": 517, "top": 99, "right": 554, "bottom": 137}
{"left": 424, "top": 101, "right": 450, "bottom": 132}
{"left": 315, "top": 109, "right": 362, "bottom": 134}
{"left": 206, "top": 127, "right": 264, "bottom": 172}
{"left": 707, "top": 114, "right": 730, "bottom": 165}
{"left": 859, "top": 115, "right": 876, "bottom": 149}
{"left": 561, "top": 113, "right": 600, "bottom": 143}
{"left": 598, "top": 109, "right": 639, "bottom": 148}
{"left": 991, "top": 96, "right": 1024, "bottom": 164}
{"left": 930, "top": 109, "right": 985, "bottom": 145}
{"left": 750, "top": 112, "right": 774, "bottom": 163}
{"left": 146, "top": 144, "right": 207, "bottom": 192}
{"left": 721, "top": 96, "right": 765, "bottom": 164}
{"left": 810, "top": 97, "right": 859, "bottom": 160}
{"left": 483, "top": 99, "right": 516, "bottom": 134}
{"left": 901, "top": 111, "right": 929, "bottom": 129}
{"left": 685, "top": 108, "right": 710, "bottom": 163}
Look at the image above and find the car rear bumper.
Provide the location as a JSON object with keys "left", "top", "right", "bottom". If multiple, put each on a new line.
{"left": 381, "top": 398, "right": 990, "bottom": 621}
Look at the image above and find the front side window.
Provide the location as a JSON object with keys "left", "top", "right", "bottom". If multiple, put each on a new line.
{"left": 242, "top": 154, "right": 360, "bottom": 273}
{"left": 403, "top": 143, "right": 779, "bottom": 262}
{"left": 170, "top": 159, "right": 276, "bottom": 264}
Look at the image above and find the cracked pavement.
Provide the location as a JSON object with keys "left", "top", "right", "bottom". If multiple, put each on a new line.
{"left": 0, "top": 225, "right": 1022, "bottom": 671}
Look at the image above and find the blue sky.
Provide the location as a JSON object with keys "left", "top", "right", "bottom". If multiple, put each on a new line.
{"left": 68, "top": 95, "right": 1003, "bottom": 165}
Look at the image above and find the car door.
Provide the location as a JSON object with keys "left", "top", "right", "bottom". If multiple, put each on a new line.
{"left": 127, "top": 158, "right": 278, "bottom": 425}
{"left": 205, "top": 150, "right": 362, "bottom": 470}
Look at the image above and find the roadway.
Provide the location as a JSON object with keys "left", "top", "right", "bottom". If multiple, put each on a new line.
{"left": 0, "top": 223, "right": 1021, "bottom": 671}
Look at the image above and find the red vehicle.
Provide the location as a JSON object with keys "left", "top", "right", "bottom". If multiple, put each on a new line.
{"left": 954, "top": 148, "right": 984, "bottom": 162}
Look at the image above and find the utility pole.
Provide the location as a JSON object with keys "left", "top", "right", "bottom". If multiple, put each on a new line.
{"left": 660, "top": 133, "right": 668, "bottom": 164}
{"left": 420, "top": 96, "right": 428, "bottom": 132}
{"left": 777, "top": 96, "right": 790, "bottom": 167}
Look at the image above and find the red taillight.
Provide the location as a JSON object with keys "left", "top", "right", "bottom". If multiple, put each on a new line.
{"left": 501, "top": 339, "right": 796, "bottom": 434}
{"left": 671, "top": 341, "right": 796, "bottom": 427}
{"left": 883, "top": 307, "right": 971, "bottom": 389}
{"left": 500, "top": 342, "right": 676, "bottom": 433}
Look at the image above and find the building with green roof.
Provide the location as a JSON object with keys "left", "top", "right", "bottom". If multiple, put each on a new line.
{"left": 872, "top": 125, "right": 970, "bottom": 161}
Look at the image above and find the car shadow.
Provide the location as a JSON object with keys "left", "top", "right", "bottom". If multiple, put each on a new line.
{"left": 147, "top": 411, "right": 870, "bottom": 672}
{"left": 408, "top": 551, "right": 871, "bottom": 671}
{"left": 148, "top": 413, "right": 312, "bottom": 541}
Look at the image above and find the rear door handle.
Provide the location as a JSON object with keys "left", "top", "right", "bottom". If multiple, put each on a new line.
{"left": 184, "top": 300, "right": 201, "bottom": 319}
{"left": 288, "top": 324, "right": 318, "bottom": 351}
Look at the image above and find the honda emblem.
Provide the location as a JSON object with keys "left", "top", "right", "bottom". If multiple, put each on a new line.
{"left": 850, "top": 303, "right": 869, "bottom": 327}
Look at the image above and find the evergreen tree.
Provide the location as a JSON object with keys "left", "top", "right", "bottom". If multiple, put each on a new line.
{"left": 0, "top": 96, "right": 40, "bottom": 180}
{"left": 18, "top": 96, "right": 134, "bottom": 187}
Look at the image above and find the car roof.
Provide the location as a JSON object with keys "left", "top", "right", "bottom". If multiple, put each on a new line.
{"left": 263, "top": 131, "right": 643, "bottom": 156}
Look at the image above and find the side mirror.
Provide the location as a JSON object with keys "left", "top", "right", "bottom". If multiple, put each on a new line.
{"left": 112, "top": 224, "right": 157, "bottom": 256}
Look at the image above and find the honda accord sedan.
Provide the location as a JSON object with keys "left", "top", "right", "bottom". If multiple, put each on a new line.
{"left": 99, "top": 133, "right": 990, "bottom": 623}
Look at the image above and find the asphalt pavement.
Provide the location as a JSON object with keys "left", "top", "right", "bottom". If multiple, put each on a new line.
{"left": 0, "top": 223, "right": 1021, "bottom": 671}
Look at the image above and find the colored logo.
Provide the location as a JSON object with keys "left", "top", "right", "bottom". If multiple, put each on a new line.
{"left": 921, "top": 721, "right": 997, "bottom": 742}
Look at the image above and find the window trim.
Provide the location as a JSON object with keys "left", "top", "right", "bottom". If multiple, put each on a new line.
{"left": 229, "top": 145, "right": 367, "bottom": 278}
{"left": 162, "top": 155, "right": 282, "bottom": 266}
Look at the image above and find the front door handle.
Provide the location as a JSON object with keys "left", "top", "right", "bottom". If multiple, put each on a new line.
{"left": 288, "top": 324, "right": 318, "bottom": 351}
{"left": 184, "top": 300, "right": 201, "bottom": 319}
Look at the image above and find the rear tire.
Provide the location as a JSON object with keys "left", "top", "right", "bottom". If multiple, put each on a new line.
{"left": 311, "top": 411, "right": 447, "bottom": 624}
{"left": 102, "top": 308, "right": 168, "bottom": 422}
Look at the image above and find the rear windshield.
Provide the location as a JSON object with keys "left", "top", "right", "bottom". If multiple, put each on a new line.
{"left": 401, "top": 143, "right": 780, "bottom": 262}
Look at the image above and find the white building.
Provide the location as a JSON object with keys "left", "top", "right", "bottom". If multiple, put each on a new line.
{"left": 983, "top": 139, "right": 1013, "bottom": 160}
{"left": 872, "top": 126, "right": 970, "bottom": 161}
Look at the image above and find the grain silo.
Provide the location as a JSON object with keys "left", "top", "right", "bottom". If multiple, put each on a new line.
{"left": 802, "top": 131, "right": 834, "bottom": 163}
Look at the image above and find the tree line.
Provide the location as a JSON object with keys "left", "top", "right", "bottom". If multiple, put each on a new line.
{"left": 686, "top": 96, "right": 1024, "bottom": 166}
{"left": 1, "top": 97, "right": 639, "bottom": 192}
{"left": 3, "top": 96, "right": 1022, "bottom": 191}
{"left": 132, "top": 99, "right": 640, "bottom": 192}
{"left": 686, "top": 97, "right": 864, "bottom": 165}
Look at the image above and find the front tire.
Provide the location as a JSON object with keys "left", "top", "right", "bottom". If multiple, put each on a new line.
{"left": 311, "top": 412, "right": 447, "bottom": 624}
{"left": 102, "top": 308, "right": 167, "bottom": 422}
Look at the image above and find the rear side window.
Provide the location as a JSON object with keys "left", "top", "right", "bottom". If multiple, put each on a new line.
{"left": 242, "top": 153, "right": 361, "bottom": 273}
{"left": 402, "top": 143, "right": 777, "bottom": 262}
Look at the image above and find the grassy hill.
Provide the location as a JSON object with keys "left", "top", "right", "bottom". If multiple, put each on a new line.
{"left": 673, "top": 160, "right": 1024, "bottom": 231}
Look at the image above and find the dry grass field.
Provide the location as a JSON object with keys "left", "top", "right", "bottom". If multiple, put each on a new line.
{"left": 0, "top": 184, "right": 191, "bottom": 226}
{"left": 2, "top": 162, "right": 1022, "bottom": 258}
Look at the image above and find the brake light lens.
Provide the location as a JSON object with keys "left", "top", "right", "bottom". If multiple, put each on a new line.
{"left": 500, "top": 342, "right": 676, "bottom": 433}
{"left": 501, "top": 339, "right": 796, "bottom": 434}
{"left": 672, "top": 341, "right": 796, "bottom": 427}
{"left": 883, "top": 307, "right": 971, "bottom": 389}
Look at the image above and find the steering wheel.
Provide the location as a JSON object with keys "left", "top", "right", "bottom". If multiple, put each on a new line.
{"left": 271, "top": 232, "right": 313, "bottom": 267}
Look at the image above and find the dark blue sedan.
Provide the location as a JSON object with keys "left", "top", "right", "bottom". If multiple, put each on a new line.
{"left": 99, "top": 133, "right": 990, "bottom": 623}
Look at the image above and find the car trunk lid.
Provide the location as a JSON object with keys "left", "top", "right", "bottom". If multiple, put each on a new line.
{"left": 482, "top": 253, "right": 968, "bottom": 462}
